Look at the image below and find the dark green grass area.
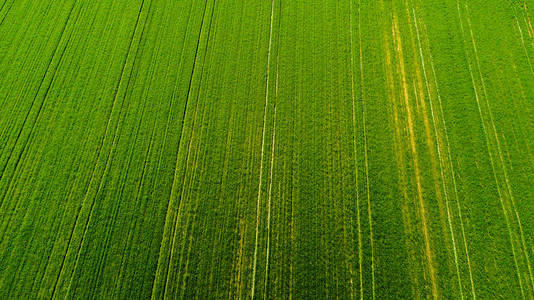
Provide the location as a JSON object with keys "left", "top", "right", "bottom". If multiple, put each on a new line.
{"left": 0, "top": 0, "right": 533, "bottom": 298}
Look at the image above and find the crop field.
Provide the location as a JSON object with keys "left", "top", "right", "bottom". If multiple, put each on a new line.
{"left": 0, "top": 0, "right": 533, "bottom": 298}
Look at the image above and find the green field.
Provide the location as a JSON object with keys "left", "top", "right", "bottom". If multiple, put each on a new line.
{"left": 0, "top": 0, "right": 533, "bottom": 298}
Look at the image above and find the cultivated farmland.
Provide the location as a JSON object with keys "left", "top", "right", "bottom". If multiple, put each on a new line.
{"left": 0, "top": 0, "right": 533, "bottom": 298}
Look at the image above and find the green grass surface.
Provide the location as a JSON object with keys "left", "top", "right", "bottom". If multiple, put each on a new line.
{"left": 0, "top": 0, "right": 533, "bottom": 298}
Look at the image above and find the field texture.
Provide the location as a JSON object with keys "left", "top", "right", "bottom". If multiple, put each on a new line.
{"left": 0, "top": 0, "right": 533, "bottom": 298}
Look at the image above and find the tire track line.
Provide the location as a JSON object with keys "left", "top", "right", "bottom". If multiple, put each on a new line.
{"left": 507, "top": 56, "right": 534, "bottom": 169}
{"left": 513, "top": 10, "right": 534, "bottom": 75}
{"left": 464, "top": 3, "right": 533, "bottom": 291}
{"left": 222, "top": 3, "right": 246, "bottom": 296}
{"left": 133, "top": 1, "right": 194, "bottom": 293}
{"left": 415, "top": 3, "right": 477, "bottom": 296}
{"left": 147, "top": 1, "right": 196, "bottom": 293}
{"left": 456, "top": 2, "right": 526, "bottom": 297}
{"left": 348, "top": 0, "right": 363, "bottom": 298}
{"left": 263, "top": 61, "right": 277, "bottom": 300}
{"left": 359, "top": 2, "right": 375, "bottom": 298}
{"left": 33, "top": 0, "right": 120, "bottom": 293}
{"left": 383, "top": 14, "right": 422, "bottom": 296}
{"left": 521, "top": 1, "right": 534, "bottom": 43}
{"left": 392, "top": 13, "right": 438, "bottom": 300}
{"left": 165, "top": 4, "right": 216, "bottom": 298}
{"left": 0, "top": 0, "right": 81, "bottom": 204}
{"left": 0, "top": 0, "right": 15, "bottom": 26}
{"left": 151, "top": 0, "right": 212, "bottom": 296}
{"left": 106, "top": 5, "right": 172, "bottom": 292}
{"left": 173, "top": 14, "right": 222, "bottom": 291}
{"left": 263, "top": 2, "right": 281, "bottom": 297}
{"left": 0, "top": 0, "right": 84, "bottom": 286}
{"left": 175, "top": 2, "right": 221, "bottom": 297}
{"left": 410, "top": 7, "right": 464, "bottom": 299}
{"left": 250, "top": 0, "right": 275, "bottom": 297}
{"left": 51, "top": 0, "right": 151, "bottom": 296}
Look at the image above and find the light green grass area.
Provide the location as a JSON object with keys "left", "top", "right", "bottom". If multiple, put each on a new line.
{"left": 0, "top": 0, "right": 533, "bottom": 298}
